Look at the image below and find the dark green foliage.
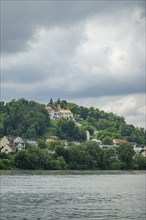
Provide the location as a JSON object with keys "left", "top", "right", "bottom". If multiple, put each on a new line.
{"left": 110, "top": 161, "right": 126, "bottom": 170}
{"left": 49, "top": 156, "right": 68, "bottom": 170}
{"left": 101, "top": 136, "right": 113, "bottom": 145}
{"left": 14, "top": 146, "right": 51, "bottom": 170}
{"left": 1, "top": 141, "right": 145, "bottom": 170}
{"left": 0, "top": 153, "right": 13, "bottom": 169}
{"left": 0, "top": 99, "right": 50, "bottom": 138}
{"left": 117, "top": 143, "right": 135, "bottom": 169}
{"left": 0, "top": 159, "right": 12, "bottom": 169}
{"left": 134, "top": 154, "right": 146, "bottom": 170}
{"left": 1, "top": 98, "right": 145, "bottom": 170}
{"left": 0, "top": 98, "right": 145, "bottom": 144}
{"left": 100, "top": 148, "right": 117, "bottom": 169}
{"left": 85, "top": 141, "right": 102, "bottom": 168}
{"left": 56, "top": 119, "right": 86, "bottom": 141}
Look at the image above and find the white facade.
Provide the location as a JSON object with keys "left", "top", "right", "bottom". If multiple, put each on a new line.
{"left": 58, "top": 109, "right": 73, "bottom": 119}
{"left": 1, "top": 145, "right": 13, "bottom": 153}
{"left": 91, "top": 139, "right": 101, "bottom": 145}
{"left": 14, "top": 137, "right": 25, "bottom": 150}
{"left": 134, "top": 145, "right": 143, "bottom": 154}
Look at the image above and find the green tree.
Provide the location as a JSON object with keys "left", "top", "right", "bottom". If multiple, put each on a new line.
{"left": 101, "top": 136, "right": 113, "bottom": 145}
{"left": 117, "top": 143, "right": 135, "bottom": 169}
{"left": 85, "top": 141, "right": 102, "bottom": 168}
{"left": 57, "top": 119, "right": 86, "bottom": 141}
{"left": 14, "top": 150, "right": 30, "bottom": 169}
{"left": 100, "top": 148, "right": 117, "bottom": 169}
{"left": 134, "top": 154, "right": 146, "bottom": 170}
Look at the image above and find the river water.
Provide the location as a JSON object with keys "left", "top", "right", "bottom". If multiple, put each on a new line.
{"left": 0, "top": 171, "right": 145, "bottom": 220}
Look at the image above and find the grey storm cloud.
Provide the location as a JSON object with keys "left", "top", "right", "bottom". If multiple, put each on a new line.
{"left": 1, "top": 1, "right": 145, "bottom": 114}
{"left": 1, "top": 0, "right": 145, "bottom": 130}
{"left": 1, "top": 0, "right": 145, "bottom": 53}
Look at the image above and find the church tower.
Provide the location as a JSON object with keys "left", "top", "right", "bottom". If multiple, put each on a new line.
{"left": 49, "top": 98, "right": 53, "bottom": 105}
{"left": 57, "top": 98, "right": 61, "bottom": 110}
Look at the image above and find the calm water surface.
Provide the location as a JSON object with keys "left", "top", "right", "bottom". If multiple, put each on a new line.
{"left": 0, "top": 170, "right": 145, "bottom": 220}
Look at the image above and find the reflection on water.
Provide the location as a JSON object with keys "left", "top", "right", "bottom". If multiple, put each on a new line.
{"left": 0, "top": 171, "right": 145, "bottom": 220}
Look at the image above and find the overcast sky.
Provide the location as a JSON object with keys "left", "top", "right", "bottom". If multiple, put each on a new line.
{"left": 1, "top": 0, "right": 145, "bottom": 128}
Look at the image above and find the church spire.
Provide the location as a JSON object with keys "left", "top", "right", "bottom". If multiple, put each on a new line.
{"left": 49, "top": 98, "right": 53, "bottom": 105}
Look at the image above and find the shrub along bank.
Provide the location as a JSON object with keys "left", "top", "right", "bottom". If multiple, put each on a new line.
{"left": 0, "top": 142, "right": 145, "bottom": 170}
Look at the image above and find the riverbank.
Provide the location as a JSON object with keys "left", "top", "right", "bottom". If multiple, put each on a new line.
{"left": 0, "top": 169, "right": 145, "bottom": 175}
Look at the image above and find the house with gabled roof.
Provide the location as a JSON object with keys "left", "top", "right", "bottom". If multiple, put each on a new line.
{"left": 0, "top": 136, "right": 10, "bottom": 149}
{"left": 14, "top": 137, "right": 25, "bottom": 150}
{"left": 45, "top": 105, "right": 56, "bottom": 119}
{"left": 45, "top": 99, "right": 73, "bottom": 120}
{"left": 58, "top": 109, "right": 73, "bottom": 119}
{"left": 1, "top": 144, "right": 17, "bottom": 154}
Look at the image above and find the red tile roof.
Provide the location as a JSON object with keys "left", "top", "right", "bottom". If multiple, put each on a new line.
{"left": 59, "top": 109, "right": 72, "bottom": 114}
{"left": 45, "top": 105, "right": 53, "bottom": 110}
{"left": 113, "top": 139, "right": 128, "bottom": 144}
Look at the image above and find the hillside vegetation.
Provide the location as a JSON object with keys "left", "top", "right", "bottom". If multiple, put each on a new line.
{"left": 0, "top": 98, "right": 145, "bottom": 145}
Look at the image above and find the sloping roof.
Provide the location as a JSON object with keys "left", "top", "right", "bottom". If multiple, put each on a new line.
{"left": 113, "top": 139, "right": 128, "bottom": 144}
{"left": 59, "top": 109, "right": 72, "bottom": 114}
{"left": 0, "top": 136, "right": 10, "bottom": 148}
{"left": 7, "top": 136, "right": 17, "bottom": 143}
{"left": 1, "top": 144, "right": 16, "bottom": 153}
{"left": 47, "top": 136, "right": 60, "bottom": 140}
{"left": 9, "top": 144, "right": 17, "bottom": 152}
{"left": 45, "top": 105, "right": 53, "bottom": 110}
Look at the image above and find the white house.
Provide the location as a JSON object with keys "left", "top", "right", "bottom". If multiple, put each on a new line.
{"left": 58, "top": 109, "right": 73, "bottom": 119}
{"left": 45, "top": 105, "right": 56, "bottom": 119}
{"left": 1, "top": 144, "right": 16, "bottom": 153}
{"left": 134, "top": 145, "right": 143, "bottom": 154}
{"left": 14, "top": 137, "right": 25, "bottom": 150}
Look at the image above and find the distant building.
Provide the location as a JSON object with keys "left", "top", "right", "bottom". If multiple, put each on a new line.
{"left": 45, "top": 100, "right": 73, "bottom": 120}
{"left": 0, "top": 136, "right": 9, "bottom": 149}
{"left": 134, "top": 144, "right": 143, "bottom": 154}
{"left": 100, "top": 145, "right": 114, "bottom": 149}
{"left": 46, "top": 136, "right": 60, "bottom": 143}
{"left": 58, "top": 109, "right": 73, "bottom": 119}
{"left": 1, "top": 144, "right": 16, "bottom": 154}
{"left": 23, "top": 139, "right": 38, "bottom": 146}
{"left": 113, "top": 139, "right": 128, "bottom": 145}
{"left": 45, "top": 105, "right": 56, "bottom": 119}
{"left": 0, "top": 136, "right": 26, "bottom": 153}
{"left": 91, "top": 139, "right": 101, "bottom": 145}
{"left": 14, "top": 137, "right": 25, "bottom": 150}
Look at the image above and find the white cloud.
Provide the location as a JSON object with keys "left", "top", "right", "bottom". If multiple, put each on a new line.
{"left": 102, "top": 94, "right": 146, "bottom": 128}
{"left": 71, "top": 93, "right": 145, "bottom": 128}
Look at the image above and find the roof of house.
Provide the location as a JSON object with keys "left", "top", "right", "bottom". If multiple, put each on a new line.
{"left": 1, "top": 144, "right": 16, "bottom": 152}
{"left": 47, "top": 136, "right": 60, "bottom": 140}
{"left": 45, "top": 105, "right": 53, "bottom": 110}
{"left": 59, "top": 109, "right": 72, "bottom": 114}
{"left": 0, "top": 136, "right": 10, "bottom": 148}
{"left": 7, "top": 136, "right": 17, "bottom": 143}
{"left": 9, "top": 144, "right": 17, "bottom": 152}
{"left": 113, "top": 139, "right": 128, "bottom": 143}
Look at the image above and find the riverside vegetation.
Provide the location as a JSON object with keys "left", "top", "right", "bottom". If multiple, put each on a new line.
{"left": 0, "top": 98, "right": 146, "bottom": 170}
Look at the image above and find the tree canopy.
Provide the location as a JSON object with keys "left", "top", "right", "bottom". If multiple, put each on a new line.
{"left": 0, "top": 98, "right": 145, "bottom": 145}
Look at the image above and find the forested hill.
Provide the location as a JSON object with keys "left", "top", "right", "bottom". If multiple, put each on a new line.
{"left": 0, "top": 98, "right": 145, "bottom": 145}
